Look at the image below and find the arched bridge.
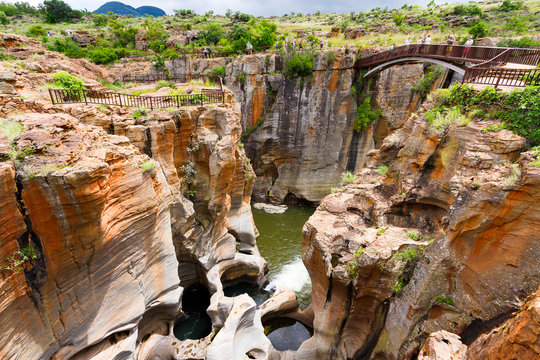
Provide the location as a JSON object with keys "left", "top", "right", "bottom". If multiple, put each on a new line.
{"left": 355, "top": 44, "right": 540, "bottom": 88}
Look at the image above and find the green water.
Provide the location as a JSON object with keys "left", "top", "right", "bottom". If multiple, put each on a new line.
{"left": 252, "top": 205, "right": 315, "bottom": 309}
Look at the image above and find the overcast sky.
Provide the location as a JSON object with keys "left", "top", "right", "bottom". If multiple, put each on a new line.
{"left": 6, "top": 0, "right": 467, "bottom": 16}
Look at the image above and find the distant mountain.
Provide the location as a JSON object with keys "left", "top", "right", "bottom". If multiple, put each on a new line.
{"left": 94, "top": 1, "right": 166, "bottom": 17}
{"left": 135, "top": 6, "right": 166, "bottom": 17}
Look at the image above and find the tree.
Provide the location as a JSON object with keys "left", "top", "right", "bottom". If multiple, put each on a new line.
{"left": 468, "top": 21, "right": 487, "bottom": 39}
{"left": 40, "top": 0, "right": 78, "bottom": 23}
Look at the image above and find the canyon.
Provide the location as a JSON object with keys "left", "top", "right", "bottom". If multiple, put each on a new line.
{"left": 0, "top": 32, "right": 539, "bottom": 360}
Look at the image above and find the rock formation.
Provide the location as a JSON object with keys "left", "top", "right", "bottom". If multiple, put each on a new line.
{"left": 296, "top": 99, "right": 540, "bottom": 359}
{"left": 0, "top": 100, "right": 268, "bottom": 359}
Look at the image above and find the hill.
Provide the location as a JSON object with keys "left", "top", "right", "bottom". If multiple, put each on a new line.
{"left": 94, "top": 1, "right": 165, "bottom": 17}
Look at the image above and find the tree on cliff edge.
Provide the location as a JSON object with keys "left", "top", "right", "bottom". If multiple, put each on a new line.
{"left": 40, "top": 0, "right": 81, "bottom": 23}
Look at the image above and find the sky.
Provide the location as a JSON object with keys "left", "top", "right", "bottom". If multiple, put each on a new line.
{"left": 5, "top": 0, "right": 466, "bottom": 16}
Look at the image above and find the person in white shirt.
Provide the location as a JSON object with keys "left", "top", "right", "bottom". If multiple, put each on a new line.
{"left": 463, "top": 36, "right": 474, "bottom": 57}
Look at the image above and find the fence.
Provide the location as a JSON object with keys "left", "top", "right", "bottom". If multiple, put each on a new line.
{"left": 48, "top": 88, "right": 225, "bottom": 109}
{"left": 120, "top": 73, "right": 225, "bottom": 89}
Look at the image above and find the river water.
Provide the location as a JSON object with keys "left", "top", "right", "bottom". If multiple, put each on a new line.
{"left": 252, "top": 205, "right": 314, "bottom": 309}
{"left": 175, "top": 204, "right": 314, "bottom": 350}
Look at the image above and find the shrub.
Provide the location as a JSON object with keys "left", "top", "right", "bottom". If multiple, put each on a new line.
{"left": 155, "top": 80, "right": 176, "bottom": 90}
{"left": 393, "top": 277, "right": 408, "bottom": 295}
{"left": 0, "top": 10, "right": 9, "bottom": 25}
{"left": 528, "top": 146, "right": 540, "bottom": 168}
{"left": 131, "top": 107, "right": 149, "bottom": 120}
{"left": 394, "top": 248, "right": 417, "bottom": 262}
{"left": 51, "top": 72, "right": 84, "bottom": 89}
{"left": 468, "top": 21, "right": 488, "bottom": 39}
{"left": 436, "top": 296, "right": 454, "bottom": 305}
{"left": 499, "top": 0, "right": 523, "bottom": 12}
{"left": 354, "top": 97, "right": 382, "bottom": 132}
{"left": 280, "top": 47, "right": 315, "bottom": 79}
{"left": 497, "top": 37, "right": 540, "bottom": 48}
{"left": 341, "top": 171, "right": 355, "bottom": 184}
{"left": 355, "top": 247, "right": 364, "bottom": 257}
{"left": 47, "top": 38, "right": 86, "bottom": 58}
{"left": 346, "top": 260, "right": 359, "bottom": 278}
{"left": 505, "top": 18, "right": 527, "bottom": 34}
{"left": 377, "top": 165, "right": 389, "bottom": 176}
{"left": 496, "top": 86, "right": 540, "bottom": 145}
{"left": 407, "top": 231, "right": 420, "bottom": 241}
{"left": 140, "top": 160, "right": 156, "bottom": 172}
{"left": 453, "top": 4, "right": 482, "bottom": 16}
{"left": 377, "top": 226, "right": 387, "bottom": 236}
{"left": 1, "top": 246, "right": 38, "bottom": 273}
{"left": 205, "top": 65, "right": 226, "bottom": 77}
{"left": 202, "top": 22, "right": 224, "bottom": 45}
{"left": 28, "top": 25, "right": 47, "bottom": 38}
{"left": 412, "top": 65, "right": 445, "bottom": 98}
{"left": 425, "top": 106, "right": 470, "bottom": 132}
{"left": 392, "top": 13, "right": 405, "bottom": 26}
{"left": 88, "top": 47, "right": 117, "bottom": 64}
{"left": 92, "top": 13, "right": 108, "bottom": 27}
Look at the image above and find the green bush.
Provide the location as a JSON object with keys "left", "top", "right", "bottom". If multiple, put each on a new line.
{"left": 468, "top": 21, "right": 488, "bottom": 39}
{"left": 377, "top": 165, "right": 389, "bottom": 175}
{"left": 280, "top": 47, "right": 314, "bottom": 79}
{"left": 407, "top": 231, "right": 420, "bottom": 241}
{"left": 496, "top": 86, "right": 540, "bottom": 145}
{"left": 453, "top": 4, "right": 483, "bottom": 16}
{"left": 1, "top": 246, "right": 38, "bottom": 273}
{"left": 436, "top": 296, "right": 454, "bottom": 305}
{"left": 505, "top": 18, "right": 527, "bottom": 34}
{"left": 92, "top": 13, "right": 108, "bottom": 27}
{"left": 0, "top": 10, "right": 9, "bottom": 25}
{"left": 412, "top": 65, "right": 445, "bottom": 98}
{"left": 497, "top": 37, "right": 540, "bottom": 48}
{"left": 51, "top": 72, "right": 84, "bottom": 89}
{"left": 394, "top": 248, "right": 417, "bottom": 262}
{"left": 88, "top": 47, "right": 118, "bottom": 64}
{"left": 499, "top": 0, "right": 523, "bottom": 12}
{"left": 140, "top": 160, "right": 156, "bottom": 172}
{"left": 202, "top": 22, "right": 224, "bottom": 45}
{"left": 47, "top": 38, "right": 86, "bottom": 58}
{"left": 354, "top": 97, "right": 382, "bottom": 132}
{"left": 392, "top": 13, "right": 405, "bottom": 26}
{"left": 341, "top": 171, "right": 355, "bottom": 184}
{"left": 28, "top": 25, "right": 47, "bottom": 38}
{"left": 205, "top": 65, "right": 226, "bottom": 77}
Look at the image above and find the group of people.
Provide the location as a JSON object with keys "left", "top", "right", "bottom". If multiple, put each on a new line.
{"left": 283, "top": 37, "right": 329, "bottom": 51}
{"left": 400, "top": 34, "right": 475, "bottom": 57}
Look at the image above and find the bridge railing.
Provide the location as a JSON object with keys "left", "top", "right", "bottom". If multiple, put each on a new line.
{"left": 48, "top": 89, "right": 225, "bottom": 109}
{"left": 356, "top": 44, "right": 540, "bottom": 67}
{"left": 463, "top": 68, "right": 540, "bottom": 88}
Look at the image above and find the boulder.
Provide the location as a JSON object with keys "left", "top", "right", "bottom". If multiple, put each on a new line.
{"left": 418, "top": 331, "right": 467, "bottom": 360}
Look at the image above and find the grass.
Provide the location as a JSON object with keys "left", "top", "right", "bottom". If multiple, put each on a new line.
{"left": 341, "top": 171, "right": 355, "bottom": 185}
{"left": 394, "top": 248, "right": 418, "bottom": 263}
{"left": 0, "top": 119, "right": 23, "bottom": 141}
{"left": 377, "top": 226, "right": 387, "bottom": 236}
{"left": 503, "top": 164, "right": 521, "bottom": 186}
{"left": 425, "top": 106, "right": 471, "bottom": 132}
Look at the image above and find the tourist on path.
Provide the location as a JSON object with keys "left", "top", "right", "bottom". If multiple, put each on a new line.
{"left": 463, "top": 36, "right": 473, "bottom": 58}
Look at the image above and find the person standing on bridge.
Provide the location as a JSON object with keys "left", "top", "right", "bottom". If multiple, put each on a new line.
{"left": 463, "top": 36, "right": 473, "bottom": 58}
{"left": 446, "top": 35, "right": 454, "bottom": 55}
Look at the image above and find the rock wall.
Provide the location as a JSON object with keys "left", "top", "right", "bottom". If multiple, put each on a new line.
{"left": 296, "top": 99, "right": 540, "bottom": 359}
{"left": 0, "top": 103, "right": 267, "bottom": 359}
{"left": 115, "top": 51, "right": 429, "bottom": 204}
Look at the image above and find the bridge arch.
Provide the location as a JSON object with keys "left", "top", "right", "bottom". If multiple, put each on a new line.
{"left": 363, "top": 57, "right": 466, "bottom": 78}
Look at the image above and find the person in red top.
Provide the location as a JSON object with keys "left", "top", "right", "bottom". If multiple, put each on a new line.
{"left": 463, "top": 36, "right": 473, "bottom": 58}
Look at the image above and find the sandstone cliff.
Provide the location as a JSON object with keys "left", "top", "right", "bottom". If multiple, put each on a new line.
{"left": 296, "top": 99, "right": 539, "bottom": 359}
{"left": 0, "top": 102, "right": 267, "bottom": 359}
{"left": 117, "top": 51, "right": 433, "bottom": 204}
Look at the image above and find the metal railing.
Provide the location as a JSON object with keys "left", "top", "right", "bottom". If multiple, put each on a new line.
{"left": 355, "top": 44, "right": 540, "bottom": 68}
{"left": 463, "top": 68, "right": 540, "bottom": 88}
{"left": 48, "top": 88, "right": 225, "bottom": 109}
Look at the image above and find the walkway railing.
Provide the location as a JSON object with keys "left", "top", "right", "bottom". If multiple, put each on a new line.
{"left": 48, "top": 89, "right": 225, "bottom": 109}
{"left": 463, "top": 68, "right": 540, "bottom": 88}
{"left": 356, "top": 44, "right": 540, "bottom": 68}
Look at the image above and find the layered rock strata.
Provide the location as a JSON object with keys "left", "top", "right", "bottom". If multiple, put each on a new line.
{"left": 296, "top": 101, "right": 540, "bottom": 359}
{"left": 116, "top": 50, "right": 431, "bottom": 204}
{"left": 0, "top": 103, "right": 268, "bottom": 359}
